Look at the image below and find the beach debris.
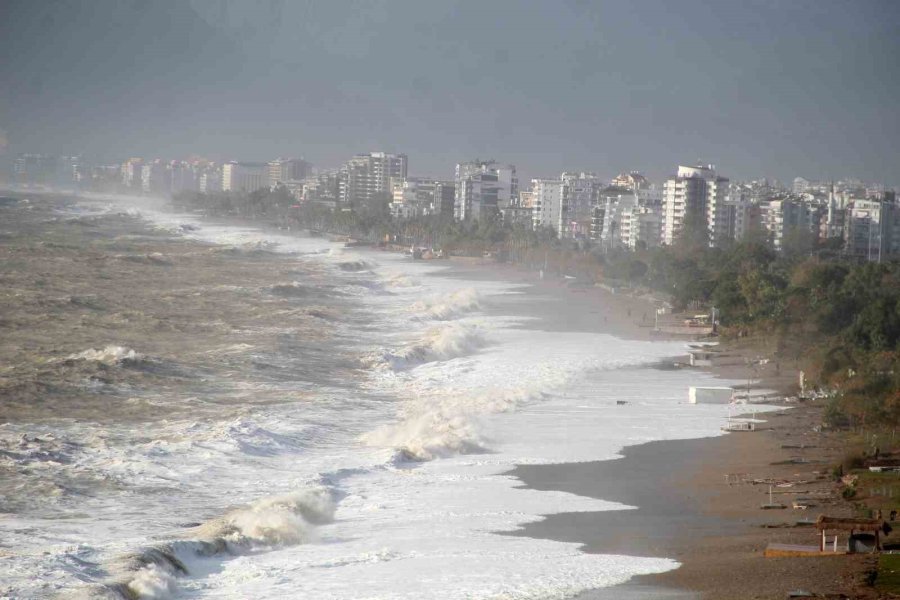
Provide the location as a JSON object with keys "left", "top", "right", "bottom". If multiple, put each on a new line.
{"left": 761, "top": 485, "right": 787, "bottom": 510}
{"left": 840, "top": 474, "right": 859, "bottom": 487}
{"left": 722, "top": 419, "right": 756, "bottom": 432}
{"left": 792, "top": 497, "right": 816, "bottom": 510}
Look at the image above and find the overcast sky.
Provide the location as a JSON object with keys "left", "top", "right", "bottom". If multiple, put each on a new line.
{"left": 1, "top": 0, "right": 898, "bottom": 185}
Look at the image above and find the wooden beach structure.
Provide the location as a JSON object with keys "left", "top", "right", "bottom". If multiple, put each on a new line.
{"left": 764, "top": 515, "right": 889, "bottom": 557}
{"left": 816, "top": 516, "right": 886, "bottom": 553}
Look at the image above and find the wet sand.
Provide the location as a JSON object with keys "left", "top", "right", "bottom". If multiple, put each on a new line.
{"left": 429, "top": 253, "right": 876, "bottom": 598}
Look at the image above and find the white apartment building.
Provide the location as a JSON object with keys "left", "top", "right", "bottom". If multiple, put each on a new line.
{"left": 758, "top": 198, "right": 823, "bottom": 251}
{"left": 390, "top": 178, "right": 456, "bottom": 218}
{"left": 662, "top": 164, "right": 729, "bottom": 247}
{"left": 531, "top": 179, "right": 568, "bottom": 238}
{"left": 845, "top": 199, "right": 899, "bottom": 261}
{"left": 222, "top": 161, "right": 268, "bottom": 192}
{"left": 120, "top": 158, "right": 143, "bottom": 188}
{"left": 454, "top": 161, "right": 517, "bottom": 222}
{"left": 620, "top": 205, "right": 663, "bottom": 250}
{"left": 560, "top": 172, "right": 602, "bottom": 238}
{"left": 199, "top": 167, "right": 222, "bottom": 193}
{"left": 339, "top": 152, "right": 408, "bottom": 208}
{"left": 267, "top": 158, "right": 312, "bottom": 187}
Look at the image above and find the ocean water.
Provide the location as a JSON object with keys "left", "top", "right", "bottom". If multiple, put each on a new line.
{"left": 1, "top": 194, "right": 765, "bottom": 599}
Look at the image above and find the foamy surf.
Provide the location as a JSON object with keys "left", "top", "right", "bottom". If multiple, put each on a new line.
{"left": 365, "top": 322, "right": 487, "bottom": 371}
{"left": 410, "top": 287, "right": 480, "bottom": 320}
{"left": 99, "top": 488, "right": 335, "bottom": 599}
{"left": 1, "top": 195, "right": 781, "bottom": 600}
{"left": 65, "top": 345, "right": 141, "bottom": 365}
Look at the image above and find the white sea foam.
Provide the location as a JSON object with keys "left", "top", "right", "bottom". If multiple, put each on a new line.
{"left": 366, "top": 322, "right": 487, "bottom": 371}
{"left": 66, "top": 345, "right": 141, "bottom": 365}
{"left": 211, "top": 488, "right": 335, "bottom": 546}
{"left": 410, "top": 287, "right": 480, "bottom": 319}
{"left": 114, "top": 488, "right": 335, "bottom": 598}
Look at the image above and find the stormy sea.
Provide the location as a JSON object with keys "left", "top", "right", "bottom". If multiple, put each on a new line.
{"left": 1, "top": 192, "right": 743, "bottom": 599}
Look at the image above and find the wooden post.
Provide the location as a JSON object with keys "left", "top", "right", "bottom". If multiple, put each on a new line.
{"left": 833, "top": 535, "right": 838, "bottom": 553}
{"left": 820, "top": 529, "right": 826, "bottom": 552}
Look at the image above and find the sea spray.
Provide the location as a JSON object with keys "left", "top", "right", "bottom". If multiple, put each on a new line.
{"left": 366, "top": 322, "right": 487, "bottom": 371}
{"left": 109, "top": 487, "right": 335, "bottom": 599}
{"left": 361, "top": 388, "right": 537, "bottom": 461}
{"left": 410, "top": 288, "right": 480, "bottom": 320}
{"left": 66, "top": 346, "right": 141, "bottom": 366}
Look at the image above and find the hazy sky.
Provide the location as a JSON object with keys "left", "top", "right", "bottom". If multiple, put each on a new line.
{"left": 1, "top": 0, "right": 898, "bottom": 184}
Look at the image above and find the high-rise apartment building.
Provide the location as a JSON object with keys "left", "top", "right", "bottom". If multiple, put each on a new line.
{"left": 454, "top": 160, "right": 517, "bottom": 222}
{"left": 267, "top": 158, "right": 312, "bottom": 187}
{"left": 222, "top": 162, "right": 268, "bottom": 192}
{"left": 561, "top": 172, "right": 602, "bottom": 237}
{"left": 844, "top": 199, "right": 899, "bottom": 261}
{"left": 121, "top": 158, "right": 144, "bottom": 188}
{"left": 662, "top": 164, "right": 729, "bottom": 247}
{"left": 13, "top": 154, "right": 79, "bottom": 187}
{"left": 388, "top": 178, "right": 455, "bottom": 218}
{"left": 339, "top": 152, "right": 408, "bottom": 209}
{"left": 531, "top": 179, "right": 568, "bottom": 237}
{"left": 758, "top": 198, "right": 824, "bottom": 252}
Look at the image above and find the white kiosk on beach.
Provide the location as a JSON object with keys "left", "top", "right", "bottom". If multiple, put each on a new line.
{"left": 688, "top": 386, "right": 734, "bottom": 404}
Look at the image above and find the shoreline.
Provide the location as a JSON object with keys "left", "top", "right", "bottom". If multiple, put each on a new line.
{"left": 12, "top": 191, "right": 865, "bottom": 597}
{"left": 419, "top": 248, "right": 869, "bottom": 598}
{"left": 151, "top": 209, "right": 858, "bottom": 597}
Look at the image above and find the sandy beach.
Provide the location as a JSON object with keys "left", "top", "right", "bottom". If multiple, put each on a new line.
{"left": 401, "top": 248, "right": 878, "bottom": 598}
{"left": 451, "top": 255, "right": 880, "bottom": 598}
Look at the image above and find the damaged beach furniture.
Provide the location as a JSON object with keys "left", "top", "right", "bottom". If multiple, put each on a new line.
{"left": 816, "top": 515, "right": 890, "bottom": 553}
{"left": 722, "top": 419, "right": 756, "bottom": 432}
{"left": 764, "top": 515, "right": 891, "bottom": 557}
{"left": 761, "top": 485, "right": 787, "bottom": 510}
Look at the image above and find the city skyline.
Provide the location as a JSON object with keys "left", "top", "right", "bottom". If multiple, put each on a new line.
{"left": 1, "top": 0, "right": 899, "bottom": 186}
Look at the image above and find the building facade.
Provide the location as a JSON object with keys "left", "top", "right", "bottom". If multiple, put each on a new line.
{"left": 222, "top": 162, "right": 268, "bottom": 192}
{"left": 531, "top": 179, "right": 568, "bottom": 238}
{"left": 267, "top": 158, "right": 312, "bottom": 187}
{"left": 560, "top": 171, "right": 602, "bottom": 238}
{"left": 454, "top": 160, "right": 517, "bottom": 222}
{"left": 339, "top": 152, "right": 408, "bottom": 209}
{"left": 662, "top": 164, "right": 729, "bottom": 247}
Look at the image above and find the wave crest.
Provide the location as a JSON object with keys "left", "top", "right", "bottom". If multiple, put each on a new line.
{"left": 366, "top": 323, "right": 486, "bottom": 371}
{"left": 410, "top": 288, "right": 479, "bottom": 320}
{"left": 108, "top": 487, "right": 334, "bottom": 599}
{"left": 363, "top": 388, "right": 536, "bottom": 461}
{"left": 65, "top": 346, "right": 141, "bottom": 365}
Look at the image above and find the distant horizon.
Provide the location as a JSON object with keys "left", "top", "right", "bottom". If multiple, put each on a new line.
{"left": 2, "top": 0, "right": 898, "bottom": 187}
{"left": 2, "top": 150, "right": 895, "bottom": 190}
